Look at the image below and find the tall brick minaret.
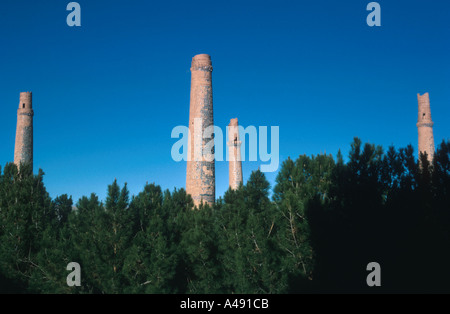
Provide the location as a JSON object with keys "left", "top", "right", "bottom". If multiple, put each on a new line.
{"left": 186, "top": 54, "right": 215, "bottom": 206}
{"left": 417, "top": 92, "right": 435, "bottom": 164}
{"left": 14, "top": 92, "right": 34, "bottom": 171}
{"left": 228, "top": 118, "right": 243, "bottom": 190}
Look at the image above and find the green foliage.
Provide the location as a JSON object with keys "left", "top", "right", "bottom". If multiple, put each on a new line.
{"left": 217, "top": 171, "right": 284, "bottom": 293}
{"left": 1, "top": 139, "right": 449, "bottom": 293}
{"left": 0, "top": 163, "right": 55, "bottom": 292}
{"left": 273, "top": 154, "right": 335, "bottom": 291}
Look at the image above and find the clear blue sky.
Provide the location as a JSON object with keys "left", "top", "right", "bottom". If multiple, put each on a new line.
{"left": 0, "top": 0, "right": 449, "bottom": 202}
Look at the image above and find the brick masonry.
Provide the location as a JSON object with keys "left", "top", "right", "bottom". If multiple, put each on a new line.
{"left": 227, "top": 118, "right": 243, "bottom": 190}
{"left": 14, "top": 92, "right": 34, "bottom": 171}
{"left": 417, "top": 92, "right": 435, "bottom": 163}
{"left": 186, "top": 54, "right": 215, "bottom": 206}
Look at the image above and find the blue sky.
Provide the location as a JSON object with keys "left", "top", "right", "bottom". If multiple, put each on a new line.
{"left": 0, "top": 0, "right": 449, "bottom": 202}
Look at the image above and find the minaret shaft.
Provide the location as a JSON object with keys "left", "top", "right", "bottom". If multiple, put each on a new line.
{"left": 228, "top": 118, "right": 243, "bottom": 190}
{"left": 186, "top": 54, "right": 215, "bottom": 206}
{"left": 417, "top": 92, "right": 435, "bottom": 164}
{"left": 14, "top": 92, "right": 34, "bottom": 171}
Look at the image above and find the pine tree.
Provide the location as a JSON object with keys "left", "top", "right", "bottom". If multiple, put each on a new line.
{"left": 28, "top": 194, "right": 75, "bottom": 293}
{"left": 0, "top": 163, "right": 54, "bottom": 291}
{"left": 179, "top": 202, "right": 221, "bottom": 293}
{"left": 217, "top": 170, "right": 283, "bottom": 293}
{"left": 94, "top": 180, "right": 132, "bottom": 293}
{"left": 273, "top": 154, "right": 334, "bottom": 291}
{"left": 68, "top": 193, "right": 103, "bottom": 293}
{"left": 122, "top": 184, "right": 180, "bottom": 293}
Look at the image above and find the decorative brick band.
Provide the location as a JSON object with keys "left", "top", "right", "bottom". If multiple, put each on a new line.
{"left": 227, "top": 140, "right": 242, "bottom": 147}
{"left": 191, "top": 65, "right": 213, "bottom": 72}
{"left": 417, "top": 122, "right": 434, "bottom": 128}
{"left": 18, "top": 112, "right": 34, "bottom": 117}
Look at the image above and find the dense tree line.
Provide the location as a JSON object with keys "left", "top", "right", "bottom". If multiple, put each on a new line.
{"left": 0, "top": 138, "right": 449, "bottom": 293}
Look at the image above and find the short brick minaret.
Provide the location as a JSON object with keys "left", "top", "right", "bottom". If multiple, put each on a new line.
{"left": 228, "top": 118, "right": 243, "bottom": 190}
{"left": 417, "top": 92, "right": 435, "bottom": 164}
{"left": 14, "top": 92, "right": 34, "bottom": 171}
{"left": 186, "top": 54, "right": 215, "bottom": 206}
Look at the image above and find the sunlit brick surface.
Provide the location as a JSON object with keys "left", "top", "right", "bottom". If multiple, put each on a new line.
{"left": 14, "top": 92, "right": 34, "bottom": 171}
{"left": 228, "top": 118, "right": 243, "bottom": 190}
{"left": 417, "top": 93, "right": 435, "bottom": 164}
{"left": 186, "top": 54, "right": 215, "bottom": 206}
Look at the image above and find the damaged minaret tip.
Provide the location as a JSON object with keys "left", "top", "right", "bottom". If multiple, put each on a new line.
{"left": 186, "top": 54, "right": 215, "bottom": 207}
{"left": 228, "top": 118, "right": 243, "bottom": 190}
{"left": 417, "top": 92, "right": 435, "bottom": 164}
